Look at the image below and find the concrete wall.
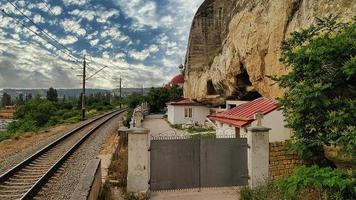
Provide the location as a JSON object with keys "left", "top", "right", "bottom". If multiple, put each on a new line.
{"left": 216, "top": 122, "right": 235, "bottom": 137}
{"left": 244, "top": 110, "right": 291, "bottom": 142}
{"left": 127, "top": 128, "right": 150, "bottom": 193}
{"left": 216, "top": 110, "right": 291, "bottom": 142}
{"left": 70, "top": 159, "right": 102, "bottom": 200}
{"left": 167, "top": 105, "right": 210, "bottom": 125}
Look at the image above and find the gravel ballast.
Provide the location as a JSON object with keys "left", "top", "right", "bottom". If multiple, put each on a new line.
{"left": 35, "top": 113, "right": 125, "bottom": 200}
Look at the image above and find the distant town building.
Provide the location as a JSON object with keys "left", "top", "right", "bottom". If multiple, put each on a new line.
{"left": 166, "top": 98, "right": 210, "bottom": 125}
{"left": 208, "top": 97, "right": 291, "bottom": 142}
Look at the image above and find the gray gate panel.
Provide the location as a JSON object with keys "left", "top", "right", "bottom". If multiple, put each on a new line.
{"left": 150, "top": 139, "right": 200, "bottom": 191}
{"left": 201, "top": 138, "right": 248, "bottom": 187}
{"left": 200, "top": 138, "right": 248, "bottom": 187}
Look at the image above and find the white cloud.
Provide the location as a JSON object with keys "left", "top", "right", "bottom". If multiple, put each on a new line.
{"left": 69, "top": 9, "right": 96, "bottom": 21}
{"left": 59, "top": 35, "right": 78, "bottom": 45}
{"left": 33, "top": 14, "right": 44, "bottom": 24}
{"left": 128, "top": 44, "right": 160, "bottom": 61}
{"left": 60, "top": 19, "right": 86, "bottom": 36}
{"left": 63, "top": 0, "right": 87, "bottom": 6}
{"left": 129, "top": 50, "right": 150, "bottom": 61}
{"left": 89, "top": 38, "right": 99, "bottom": 46}
{"left": 52, "top": 6, "right": 63, "bottom": 16}
{"left": 96, "top": 10, "right": 119, "bottom": 23}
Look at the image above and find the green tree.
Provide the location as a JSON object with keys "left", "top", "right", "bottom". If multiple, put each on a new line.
{"left": 273, "top": 16, "right": 356, "bottom": 158}
{"left": 146, "top": 87, "right": 170, "bottom": 113}
{"left": 124, "top": 92, "right": 145, "bottom": 109}
{"left": 16, "top": 94, "right": 25, "bottom": 106}
{"left": 1, "top": 92, "right": 12, "bottom": 107}
{"left": 46, "top": 87, "right": 58, "bottom": 102}
{"left": 169, "top": 85, "right": 183, "bottom": 101}
{"left": 25, "top": 93, "right": 32, "bottom": 101}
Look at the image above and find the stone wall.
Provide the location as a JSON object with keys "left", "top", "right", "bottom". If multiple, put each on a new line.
{"left": 269, "top": 142, "right": 304, "bottom": 180}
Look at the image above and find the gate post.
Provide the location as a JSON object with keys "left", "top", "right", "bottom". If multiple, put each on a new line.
{"left": 247, "top": 125, "right": 270, "bottom": 188}
{"left": 127, "top": 127, "right": 150, "bottom": 197}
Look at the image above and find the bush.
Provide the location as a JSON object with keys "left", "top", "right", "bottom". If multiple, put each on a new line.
{"left": 240, "top": 180, "right": 283, "bottom": 200}
{"left": 240, "top": 166, "right": 354, "bottom": 200}
{"left": 278, "top": 165, "right": 355, "bottom": 199}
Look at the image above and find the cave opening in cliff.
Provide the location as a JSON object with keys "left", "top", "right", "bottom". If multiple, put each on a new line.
{"left": 207, "top": 80, "right": 217, "bottom": 95}
{"left": 234, "top": 68, "right": 262, "bottom": 101}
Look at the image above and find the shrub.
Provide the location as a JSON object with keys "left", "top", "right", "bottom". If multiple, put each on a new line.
{"left": 272, "top": 16, "right": 356, "bottom": 158}
{"left": 240, "top": 166, "right": 354, "bottom": 200}
{"left": 277, "top": 165, "right": 354, "bottom": 200}
{"left": 240, "top": 180, "right": 284, "bottom": 200}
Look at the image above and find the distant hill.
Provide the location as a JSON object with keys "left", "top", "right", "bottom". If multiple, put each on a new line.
{"left": 0, "top": 88, "right": 150, "bottom": 99}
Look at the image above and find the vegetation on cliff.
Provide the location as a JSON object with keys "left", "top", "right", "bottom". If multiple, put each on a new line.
{"left": 242, "top": 16, "right": 355, "bottom": 200}
{"left": 273, "top": 16, "right": 356, "bottom": 159}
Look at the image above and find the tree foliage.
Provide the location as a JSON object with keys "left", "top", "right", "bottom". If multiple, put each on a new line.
{"left": 46, "top": 87, "right": 58, "bottom": 102}
{"left": 1, "top": 92, "right": 12, "bottom": 107}
{"left": 273, "top": 16, "right": 356, "bottom": 158}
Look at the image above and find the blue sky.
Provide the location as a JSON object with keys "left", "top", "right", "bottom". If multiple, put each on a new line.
{"left": 0, "top": 0, "right": 203, "bottom": 89}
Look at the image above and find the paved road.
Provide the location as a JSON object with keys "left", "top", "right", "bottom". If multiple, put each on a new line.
{"left": 150, "top": 187, "right": 240, "bottom": 200}
{"left": 143, "top": 114, "right": 190, "bottom": 137}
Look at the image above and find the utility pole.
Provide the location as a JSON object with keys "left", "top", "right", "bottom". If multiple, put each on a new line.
{"left": 119, "top": 76, "right": 122, "bottom": 108}
{"left": 81, "top": 55, "right": 86, "bottom": 120}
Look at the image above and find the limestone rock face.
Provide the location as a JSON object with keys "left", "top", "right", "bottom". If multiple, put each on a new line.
{"left": 184, "top": 0, "right": 355, "bottom": 105}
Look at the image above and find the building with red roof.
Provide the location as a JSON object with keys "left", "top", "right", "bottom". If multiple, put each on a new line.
{"left": 167, "top": 98, "right": 210, "bottom": 125}
{"left": 166, "top": 74, "right": 184, "bottom": 88}
{"left": 208, "top": 97, "right": 291, "bottom": 142}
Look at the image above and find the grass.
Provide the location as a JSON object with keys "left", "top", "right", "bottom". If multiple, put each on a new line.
{"left": 0, "top": 108, "right": 112, "bottom": 143}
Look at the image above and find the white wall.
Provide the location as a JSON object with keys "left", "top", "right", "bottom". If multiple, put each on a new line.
{"left": 241, "top": 110, "right": 291, "bottom": 142}
{"left": 167, "top": 105, "right": 174, "bottom": 124}
{"left": 167, "top": 105, "right": 210, "bottom": 124}
{"left": 216, "top": 122, "right": 235, "bottom": 137}
{"left": 215, "top": 110, "right": 291, "bottom": 142}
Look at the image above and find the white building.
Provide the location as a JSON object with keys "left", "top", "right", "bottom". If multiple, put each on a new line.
{"left": 208, "top": 97, "right": 291, "bottom": 142}
{"left": 167, "top": 98, "right": 210, "bottom": 125}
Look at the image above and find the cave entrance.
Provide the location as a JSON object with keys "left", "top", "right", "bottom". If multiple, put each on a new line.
{"left": 233, "top": 68, "right": 262, "bottom": 101}
{"left": 207, "top": 80, "right": 217, "bottom": 95}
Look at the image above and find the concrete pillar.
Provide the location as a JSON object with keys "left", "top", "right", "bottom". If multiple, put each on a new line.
{"left": 247, "top": 126, "right": 270, "bottom": 188}
{"left": 134, "top": 111, "right": 143, "bottom": 128}
{"left": 118, "top": 127, "right": 131, "bottom": 147}
{"left": 127, "top": 128, "right": 150, "bottom": 195}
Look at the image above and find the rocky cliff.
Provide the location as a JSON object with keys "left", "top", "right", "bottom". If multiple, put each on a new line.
{"left": 184, "top": 0, "right": 355, "bottom": 105}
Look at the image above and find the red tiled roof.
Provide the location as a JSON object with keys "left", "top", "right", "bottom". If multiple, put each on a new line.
{"left": 170, "top": 74, "right": 184, "bottom": 85}
{"left": 167, "top": 98, "right": 202, "bottom": 106}
{"left": 208, "top": 97, "right": 278, "bottom": 127}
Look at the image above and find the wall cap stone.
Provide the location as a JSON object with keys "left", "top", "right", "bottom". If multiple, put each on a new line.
{"left": 130, "top": 127, "right": 149, "bottom": 134}
{"left": 247, "top": 126, "right": 271, "bottom": 132}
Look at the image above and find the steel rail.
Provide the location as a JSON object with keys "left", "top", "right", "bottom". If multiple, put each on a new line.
{"left": 0, "top": 108, "right": 127, "bottom": 199}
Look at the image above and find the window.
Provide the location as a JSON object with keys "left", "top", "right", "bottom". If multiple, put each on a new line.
{"left": 184, "top": 107, "right": 192, "bottom": 118}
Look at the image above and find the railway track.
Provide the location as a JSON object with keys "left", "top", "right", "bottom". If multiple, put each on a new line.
{"left": 0, "top": 108, "right": 127, "bottom": 200}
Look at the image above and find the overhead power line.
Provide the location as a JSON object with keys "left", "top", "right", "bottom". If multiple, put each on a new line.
{"left": 5, "top": 0, "right": 82, "bottom": 64}
{"left": 0, "top": 9, "right": 82, "bottom": 70}
{"left": 39, "top": 0, "right": 57, "bottom": 16}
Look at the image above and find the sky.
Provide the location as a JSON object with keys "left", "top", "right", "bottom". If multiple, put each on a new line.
{"left": 0, "top": 0, "right": 204, "bottom": 89}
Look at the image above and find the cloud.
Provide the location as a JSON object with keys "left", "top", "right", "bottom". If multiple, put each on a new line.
{"left": 60, "top": 19, "right": 86, "bottom": 36}
{"left": 63, "top": 0, "right": 87, "bottom": 6}
{"left": 0, "top": 0, "right": 205, "bottom": 89}
{"left": 52, "top": 6, "right": 62, "bottom": 16}
{"left": 128, "top": 44, "right": 160, "bottom": 61}
{"left": 33, "top": 14, "right": 44, "bottom": 24}
{"left": 59, "top": 35, "right": 78, "bottom": 45}
{"left": 114, "top": 0, "right": 159, "bottom": 28}
{"left": 89, "top": 38, "right": 99, "bottom": 46}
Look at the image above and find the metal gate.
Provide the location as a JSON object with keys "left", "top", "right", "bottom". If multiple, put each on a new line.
{"left": 150, "top": 136, "right": 248, "bottom": 191}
